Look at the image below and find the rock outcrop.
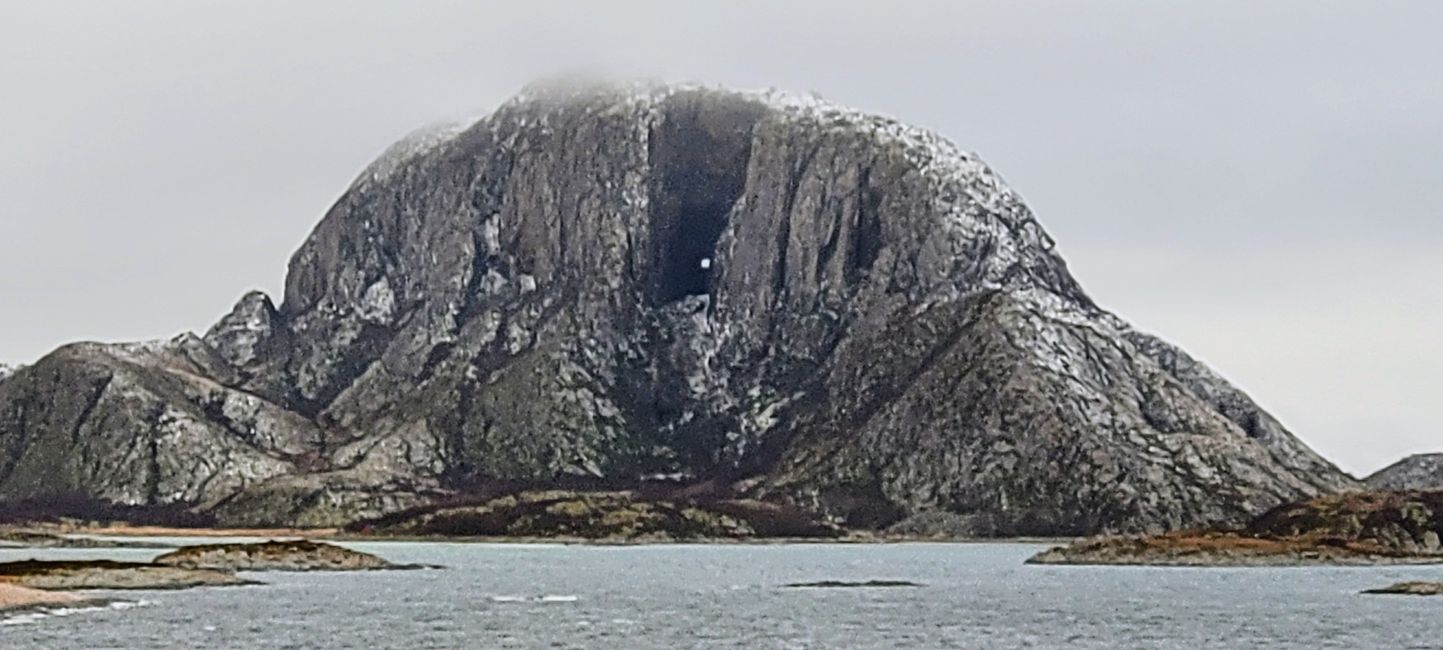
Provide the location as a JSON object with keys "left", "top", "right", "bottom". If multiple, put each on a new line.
{"left": 1030, "top": 490, "right": 1443, "bottom": 566}
{"left": 0, "top": 530, "right": 170, "bottom": 549}
{"left": 1367, "top": 454, "right": 1443, "bottom": 491}
{"left": 0, "top": 560, "right": 250, "bottom": 590}
{"left": 0, "top": 80, "right": 1357, "bottom": 534}
{"left": 1363, "top": 581, "right": 1443, "bottom": 596}
{"left": 153, "top": 540, "right": 395, "bottom": 571}
{"left": 356, "top": 489, "right": 842, "bottom": 540}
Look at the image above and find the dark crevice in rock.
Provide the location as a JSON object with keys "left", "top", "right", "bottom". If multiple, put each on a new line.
{"left": 849, "top": 171, "right": 884, "bottom": 285}
{"left": 69, "top": 374, "right": 112, "bottom": 446}
{"left": 418, "top": 342, "right": 456, "bottom": 384}
{"left": 144, "top": 405, "right": 164, "bottom": 503}
{"left": 646, "top": 93, "right": 763, "bottom": 306}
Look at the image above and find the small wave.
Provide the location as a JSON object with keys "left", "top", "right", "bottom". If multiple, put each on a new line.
{"left": 488, "top": 595, "right": 580, "bottom": 604}
{"left": 0, "top": 600, "right": 143, "bottom": 626}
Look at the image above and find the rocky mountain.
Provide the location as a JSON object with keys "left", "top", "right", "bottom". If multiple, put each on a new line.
{"left": 1367, "top": 454, "right": 1443, "bottom": 491}
{"left": 0, "top": 80, "right": 1357, "bottom": 533}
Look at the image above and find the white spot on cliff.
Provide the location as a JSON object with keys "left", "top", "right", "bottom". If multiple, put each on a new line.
{"left": 358, "top": 278, "right": 397, "bottom": 325}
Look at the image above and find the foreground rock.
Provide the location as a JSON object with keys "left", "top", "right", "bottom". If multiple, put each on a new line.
{"left": 0, "top": 79, "right": 1355, "bottom": 535}
{"left": 1367, "top": 454, "right": 1443, "bottom": 491}
{"left": 356, "top": 490, "right": 843, "bottom": 541}
{"left": 0, "top": 583, "right": 103, "bottom": 613}
{"left": 154, "top": 540, "right": 396, "bottom": 571}
{"left": 1362, "top": 581, "right": 1443, "bottom": 596}
{"left": 0, "top": 560, "right": 250, "bottom": 590}
{"left": 1030, "top": 490, "right": 1443, "bottom": 566}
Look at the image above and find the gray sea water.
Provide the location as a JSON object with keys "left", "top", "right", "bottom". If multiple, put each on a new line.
{"left": 2, "top": 539, "right": 1442, "bottom": 649}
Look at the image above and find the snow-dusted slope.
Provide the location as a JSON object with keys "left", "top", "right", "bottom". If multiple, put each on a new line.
{"left": 1367, "top": 454, "right": 1443, "bottom": 491}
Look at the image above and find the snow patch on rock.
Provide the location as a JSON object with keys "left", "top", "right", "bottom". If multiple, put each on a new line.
{"left": 357, "top": 278, "right": 397, "bottom": 325}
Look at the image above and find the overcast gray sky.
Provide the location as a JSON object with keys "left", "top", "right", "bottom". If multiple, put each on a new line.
{"left": 2, "top": 1, "right": 1439, "bottom": 476}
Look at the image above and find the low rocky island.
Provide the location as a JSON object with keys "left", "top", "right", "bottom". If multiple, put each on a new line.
{"left": 782, "top": 580, "right": 922, "bottom": 588}
{"left": 1362, "top": 581, "right": 1443, "bottom": 596}
{"left": 154, "top": 540, "right": 401, "bottom": 571}
{"left": 0, "top": 529, "right": 171, "bottom": 549}
{"left": 0, "top": 559, "right": 250, "bottom": 590}
{"left": 1029, "top": 490, "right": 1443, "bottom": 566}
{"left": 349, "top": 490, "right": 844, "bottom": 542}
{"left": 0, "top": 540, "right": 401, "bottom": 597}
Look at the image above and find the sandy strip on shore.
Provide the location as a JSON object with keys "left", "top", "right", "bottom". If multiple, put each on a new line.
{"left": 57, "top": 525, "right": 339, "bottom": 539}
{"left": 0, "top": 583, "right": 90, "bottom": 611}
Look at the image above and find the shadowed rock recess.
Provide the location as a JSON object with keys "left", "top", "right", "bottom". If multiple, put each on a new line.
{"left": 0, "top": 81, "right": 1357, "bottom": 534}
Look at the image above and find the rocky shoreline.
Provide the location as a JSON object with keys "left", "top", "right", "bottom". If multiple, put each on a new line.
{"left": 1363, "top": 581, "right": 1443, "bottom": 596}
{"left": 1027, "top": 533, "right": 1443, "bottom": 567}
{"left": 0, "top": 540, "right": 403, "bottom": 597}
{"left": 0, "top": 560, "right": 253, "bottom": 590}
{"left": 0, "top": 583, "right": 108, "bottom": 614}
{"left": 1029, "top": 490, "right": 1443, "bottom": 567}
{"left": 0, "top": 530, "right": 171, "bottom": 549}
{"left": 154, "top": 540, "right": 421, "bottom": 571}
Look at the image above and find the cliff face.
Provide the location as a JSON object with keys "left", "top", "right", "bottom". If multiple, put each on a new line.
{"left": 0, "top": 81, "right": 1357, "bottom": 532}
{"left": 1367, "top": 454, "right": 1443, "bottom": 491}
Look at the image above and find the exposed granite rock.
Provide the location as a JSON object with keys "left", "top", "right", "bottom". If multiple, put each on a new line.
{"left": 0, "top": 80, "right": 1357, "bottom": 534}
{"left": 0, "top": 559, "right": 251, "bottom": 590}
{"left": 153, "top": 540, "right": 395, "bottom": 571}
{"left": 1367, "top": 454, "right": 1443, "bottom": 491}
{"left": 1030, "top": 490, "right": 1443, "bottom": 566}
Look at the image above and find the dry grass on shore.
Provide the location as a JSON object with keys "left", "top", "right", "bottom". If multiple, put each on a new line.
{"left": 0, "top": 583, "right": 89, "bottom": 611}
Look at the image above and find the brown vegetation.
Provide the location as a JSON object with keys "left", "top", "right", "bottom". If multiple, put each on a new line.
{"left": 346, "top": 489, "right": 843, "bottom": 541}
{"left": 0, "top": 583, "right": 93, "bottom": 612}
{"left": 155, "top": 540, "right": 396, "bottom": 571}
{"left": 1030, "top": 490, "right": 1443, "bottom": 566}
